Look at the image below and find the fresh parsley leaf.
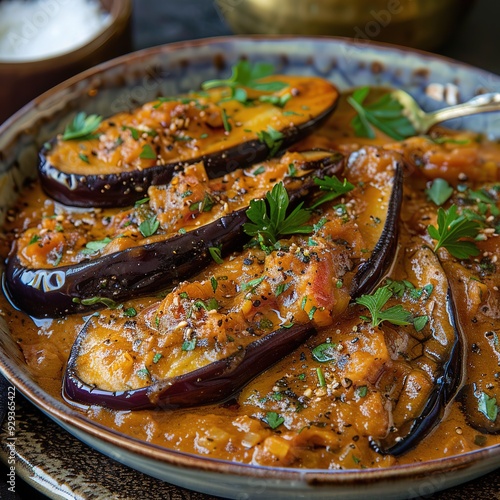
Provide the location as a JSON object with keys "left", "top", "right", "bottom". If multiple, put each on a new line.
{"left": 428, "top": 205, "right": 480, "bottom": 259}
{"left": 357, "top": 386, "right": 368, "bottom": 398}
{"left": 62, "top": 112, "right": 102, "bottom": 141}
{"left": 426, "top": 178, "right": 454, "bottom": 206}
{"left": 265, "top": 411, "right": 285, "bottom": 429}
{"left": 210, "top": 276, "right": 218, "bottom": 293}
{"left": 139, "top": 215, "right": 160, "bottom": 237}
{"left": 310, "top": 176, "right": 355, "bottom": 209}
{"left": 312, "top": 342, "right": 337, "bottom": 362}
{"left": 134, "top": 197, "right": 150, "bottom": 207}
{"left": 123, "top": 307, "right": 137, "bottom": 317}
{"left": 478, "top": 392, "right": 498, "bottom": 422}
{"left": 348, "top": 87, "right": 416, "bottom": 141}
{"left": 153, "top": 353, "right": 162, "bottom": 364}
{"left": 256, "top": 126, "right": 284, "bottom": 156}
{"left": 81, "top": 237, "right": 113, "bottom": 255}
{"left": 139, "top": 144, "right": 156, "bottom": 160}
{"left": 316, "top": 367, "right": 327, "bottom": 387}
{"left": 243, "top": 182, "right": 313, "bottom": 249}
{"left": 202, "top": 60, "right": 288, "bottom": 96}
{"left": 413, "top": 315, "right": 429, "bottom": 332}
{"left": 182, "top": 338, "right": 197, "bottom": 351}
{"left": 356, "top": 286, "right": 413, "bottom": 328}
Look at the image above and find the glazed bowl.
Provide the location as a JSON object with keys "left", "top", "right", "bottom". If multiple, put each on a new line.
{"left": 0, "top": 36, "right": 499, "bottom": 499}
{"left": 0, "top": 0, "right": 132, "bottom": 124}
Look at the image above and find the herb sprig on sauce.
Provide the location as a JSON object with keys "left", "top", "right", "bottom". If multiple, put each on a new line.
{"left": 347, "top": 87, "right": 416, "bottom": 141}
{"left": 243, "top": 182, "right": 312, "bottom": 250}
{"left": 62, "top": 112, "right": 102, "bottom": 141}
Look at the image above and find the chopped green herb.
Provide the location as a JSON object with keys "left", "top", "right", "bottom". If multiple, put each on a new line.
{"left": 81, "top": 237, "right": 113, "bottom": 255}
{"left": 282, "top": 110, "right": 303, "bottom": 116}
{"left": 312, "top": 342, "right": 337, "bottom": 362}
{"left": 478, "top": 392, "right": 498, "bottom": 422}
{"left": 428, "top": 205, "right": 480, "bottom": 259}
{"left": 275, "top": 282, "right": 291, "bottom": 297}
{"left": 347, "top": 87, "right": 416, "bottom": 141}
{"left": 123, "top": 307, "right": 137, "bottom": 317}
{"left": 122, "top": 125, "right": 140, "bottom": 140}
{"left": 62, "top": 112, "right": 102, "bottom": 141}
{"left": 78, "top": 153, "right": 89, "bottom": 163}
{"left": 181, "top": 190, "right": 193, "bottom": 198}
{"left": 287, "top": 163, "right": 297, "bottom": 177}
{"left": 189, "top": 192, "right": 215, "bottom": 213}
{"left": 356, "top": 286, "right": 413, "bottom": 328}
{"left": 209, "top": 246, "right": 223, "bottom": 264}
{"left": 153, "top": 353, "right": 162, "bottom": 364}
{"left": 200, "top": 133, "right": 209, "bottom": 139}
{"left": 139, "top": 215, "right": 160, "bottom": 237}
{"left": 240, "top": 276, "right": 265, "bottom": 293}
{"left": 253, "top": 165, "right": 266, "bottom": 176}
{"left": 136, "top": 368, "right": 150, "bottom": 379}
{"left": 179, "top": 292, "right": 189, "bottom": 300}
{"left": 308, "top": 306, "right": 318, "bottom": 320}
{"left": 134, "top": 197, "right": 150, "bottom": 207}
{"left": 256, "top": 126, "right": 284, "bottom": 156}
{"left": 357, "top": 386, "right": 368, "bottom": 398}
{"left": 182, "top": 338, "right": 197, "bottom": 351}
{"left": 265, "top": 411, "right": 285, "bottom": 429}
{"left": 426, "top": 178, "right": 454, "bottom": 206}
{"left": 413, "top": 315, "right": 429, "bottom": 332}
{"left": 308, "top": 238, "right": 318, "bottom": 246}
{"left": 259, "top": 93, "right": 292, "bottom": 108}
{"left": 202, "top": 60, "right": 288, "bottom": 96}
{"left": 139, "top": 144, "right": 156, "bottom": 160}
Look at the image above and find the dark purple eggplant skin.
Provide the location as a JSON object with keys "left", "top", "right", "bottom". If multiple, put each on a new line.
{"left": 63, "top": 322, "right": 316, "bottom": 411}
{"left": 39, "top": 107, "right": 336, "bottom": 208}
{"left": 350, "top": 162, "right": 404, "bottom": 299}
{"left": 4, "top": 209, "right": 247, "bottom": 318}
{"left": 5, "top": 151, "right": 344, "bottom": 319}
{"left": 370, "top": 289, "right": 462, "bottom": 456}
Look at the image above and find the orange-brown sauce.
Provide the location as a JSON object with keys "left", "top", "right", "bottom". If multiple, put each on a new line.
{"left": 1, "top": 93, "right": 499, "bottom": 470}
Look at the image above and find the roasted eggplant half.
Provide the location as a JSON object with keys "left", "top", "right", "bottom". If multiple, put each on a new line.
{"left": 40, "top": 75, "right": 339, "bottom": 207}
{"left": 367, "top": 246, "right": 462, "bottom": 455}
{"left": 62, "top": 148, "right": 406, "bottom": 410}
{"left": 5, "top": 150, "right": 344, "bottom": 317}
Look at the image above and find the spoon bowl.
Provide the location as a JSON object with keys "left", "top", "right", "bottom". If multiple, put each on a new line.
{"left": 391, "top": 89, "right": 500, "bottom": 134}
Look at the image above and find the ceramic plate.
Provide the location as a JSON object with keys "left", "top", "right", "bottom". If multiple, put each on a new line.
{"left": 0, "top": 36, "right": 499, "bottom": 499}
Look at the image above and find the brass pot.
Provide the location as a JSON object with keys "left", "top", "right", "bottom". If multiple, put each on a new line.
{"left": 215, "top": 0, "right": 473, "bottom": 50}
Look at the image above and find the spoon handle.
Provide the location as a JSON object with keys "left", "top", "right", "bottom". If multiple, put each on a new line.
{"left": 427, "top": 93, "right": 500, "bottom": 128}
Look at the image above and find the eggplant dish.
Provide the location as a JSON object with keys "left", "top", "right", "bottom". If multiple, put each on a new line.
{"left": 1, "top": 66, "right": 499, "bottom": 470}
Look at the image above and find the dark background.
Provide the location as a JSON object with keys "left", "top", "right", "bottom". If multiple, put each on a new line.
{"left": 1, "top": 0, "right": 499, "bottom": 498}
